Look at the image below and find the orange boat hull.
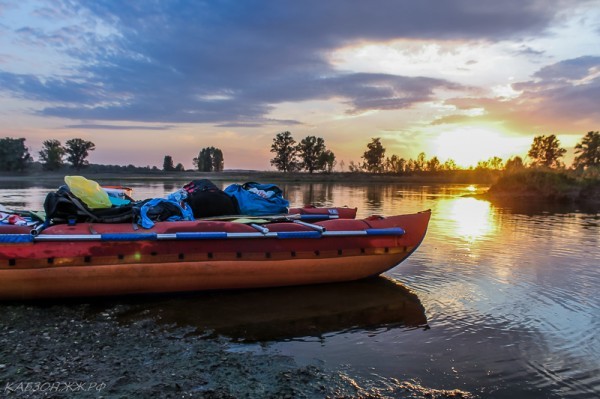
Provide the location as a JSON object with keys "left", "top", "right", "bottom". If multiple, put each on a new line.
{"left": 0, "top": 210, "right": 430, "bottom": 299}
{"left": 1, "top": 251, "right": 413, "bottom": 299}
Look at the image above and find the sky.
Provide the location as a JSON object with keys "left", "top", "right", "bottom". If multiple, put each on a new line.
{"left": 0, "top": 0, "right": 599, "bottom": 170}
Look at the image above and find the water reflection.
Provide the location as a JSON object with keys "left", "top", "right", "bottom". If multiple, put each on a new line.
{"left": 491, "top": 196, "right": 600, "bottom": 216}
{"left": 365, "top": 184, "right": 384, "bottom": 207}
{"left": 98, "top": 277, "right": 427, "bottom": 342}
{"left": 281, "top": 182, "right": 336, "bottom": 208}
{"left": 442, "top": 197, "right": 497, "bottom": 242}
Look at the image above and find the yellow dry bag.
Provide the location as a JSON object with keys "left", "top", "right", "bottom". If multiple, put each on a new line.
{"left": 64, "top": 176, "right": 112, "bottom": 209}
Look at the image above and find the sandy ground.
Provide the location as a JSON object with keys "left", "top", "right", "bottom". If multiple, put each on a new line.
{"left": 0, "top": 302, "right": 473, "bottom": 399}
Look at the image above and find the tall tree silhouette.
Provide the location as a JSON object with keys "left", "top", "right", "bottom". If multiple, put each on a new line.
{"left": 270, "top": 131, "right": 298, "bottom": 172}
{"left": 362, "top": 138, "right": 385, "bottom": 173}
{"left": 0, "top": 137, "right": 31, "bottom": 171}
{"left": 163, "top": 155, "right": 175, "bottom": 171}
{"left": 297, "top": 136, "right": 325, "bottom": 173}
{"left": 193, "top": 147, "right": 224, "bottom": 172}
{"left": 527, "top": 135, "right": 566, "bottom": 168}
{"left": 39, "top": 139, "right": 65, "bottom": 171}
{"left": 65, "top": 138, "right": 95, "bottom": 171}
{"left": 574, "top": 131, "right": 600, "bottom": 169}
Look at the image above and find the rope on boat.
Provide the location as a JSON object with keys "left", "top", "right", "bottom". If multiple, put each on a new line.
{"left": 27, "top": 227, "right": 405, "bottom": 242}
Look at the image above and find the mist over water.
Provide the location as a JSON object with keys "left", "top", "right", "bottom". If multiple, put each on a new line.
{"left": 1, "top": 180, "right": 598, "bottom": 398}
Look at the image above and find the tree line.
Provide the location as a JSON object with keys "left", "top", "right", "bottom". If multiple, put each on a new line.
{"left": 2, "top": 131, "right": 598, "bottom": 174}
{"left": 342, "top": 131, "right": 599, "bottom": 175}
{"left": 0, "top": 137, "right": 96, "bottom": 172}
{"left": 0, "top": 137, "right": 228, "bottom": 173}
{"left": 162, "top": 147, "right": 224, "bottom": 172}
{"left": 268, "top": 131, "right": 599, "bottom": 174}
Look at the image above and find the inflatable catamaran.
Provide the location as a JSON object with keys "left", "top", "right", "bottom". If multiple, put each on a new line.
{"left": 0, "top": 179, "right": 431, "bottom": 299}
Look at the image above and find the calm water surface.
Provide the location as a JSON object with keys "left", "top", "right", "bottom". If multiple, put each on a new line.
{"left": 1, "top": 179, "right": 599, "bottom": 398}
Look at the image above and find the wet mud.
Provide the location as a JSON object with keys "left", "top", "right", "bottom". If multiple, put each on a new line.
{"left": 0, "top": 279, "right": 473, "bottom": 398}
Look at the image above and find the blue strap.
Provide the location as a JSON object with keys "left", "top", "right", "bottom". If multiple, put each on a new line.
{"left": 101, "top": 233, "right": 157, "bottom": 241}
{"left": 298, "top": 214, "right": 333, "bottom": 220}
{"left": 365, "top": 228, "right": 405, "bottom": 236}
{"left": 175, "top": 232, "right": 228, "bottom": 240}
{"left": 277, "top": 231, "right": 321, "bottom": 239}
{"left": 0, "top": 234, "right": 33, "bottom": 243}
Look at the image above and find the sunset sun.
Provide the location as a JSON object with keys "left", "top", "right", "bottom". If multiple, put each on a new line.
{"left": 432, "top": 127, "right": 526, "bottom": 168}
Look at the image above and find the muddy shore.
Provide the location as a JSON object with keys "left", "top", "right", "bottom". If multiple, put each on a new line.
{"left": 0, "top": 299, "right": 472, "bottom": 398}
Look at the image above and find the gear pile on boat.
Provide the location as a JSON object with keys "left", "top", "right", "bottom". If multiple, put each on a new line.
{"left": 0, "top": 176, "right": 431, "bottom": 300}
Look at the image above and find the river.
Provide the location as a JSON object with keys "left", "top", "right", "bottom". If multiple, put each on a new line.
{"left": 1, "top": 179, "right": 598, "bottom": 398}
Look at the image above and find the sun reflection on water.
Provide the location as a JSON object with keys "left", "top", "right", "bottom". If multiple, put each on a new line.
{"left": 442, "top": 197, "right": 497, "bottom": 242}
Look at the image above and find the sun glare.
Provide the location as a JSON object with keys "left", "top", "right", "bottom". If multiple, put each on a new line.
{"left": 432, "top": 127, "right": 523, "bottom": 168}
{"left": 447, "top": 197, "right": 496, "bottom": 242}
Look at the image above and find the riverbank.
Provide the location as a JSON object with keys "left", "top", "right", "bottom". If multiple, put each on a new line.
{"left": 480, "top": 169, "right": 600, "bottom": 204}
{"left": 0, "top": 300, "right": 472, "bottom": 398}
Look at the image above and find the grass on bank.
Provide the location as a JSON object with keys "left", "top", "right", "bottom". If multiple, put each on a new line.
{"left": 485, "top": 167, "right": 600, "bottom": 203}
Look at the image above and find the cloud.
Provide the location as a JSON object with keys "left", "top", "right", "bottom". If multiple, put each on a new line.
{"left": 526, "top": 56, "right": 600, "bottom": 83}
{"left": 63, "top": 124, "right": 175, "bottom": 130}
{"left": 0, "top": 0, "right": 594, "bottom": 126}
{"left": 0, "top": 71, "right": 104, "bottom": 103}
{"left": 434, "top": 56, "right": 600, "bottom": 133}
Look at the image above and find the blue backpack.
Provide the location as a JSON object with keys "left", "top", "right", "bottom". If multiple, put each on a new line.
{"left": 224, "top": 182, "right": 289, "bottom": 216}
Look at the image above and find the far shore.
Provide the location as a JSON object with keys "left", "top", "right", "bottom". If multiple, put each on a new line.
{"left": 0, "top": 169, "right": 499, "bottom": 185}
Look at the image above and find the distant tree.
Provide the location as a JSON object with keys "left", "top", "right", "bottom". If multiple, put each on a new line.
{"left": 0, "top": 137, "right": 32, "bottom": 171}
{"left": 194, "top": 148, "right": 210, "bottom": 172}
{"left": 384, "top": 155, "right": 407, "bottom": 174}
{"left": 339, "top": 160, "right": 345, "bottom": 172}
{"left": 488, "top": 156, "right": 504, "bottom": 170}
{"left": 297, "top": 136, "right": 326, "bottom": 173}
{"left": 476, "top": 156, "right": 503, "bottom": 170}
{"left": 163, "top": 155, "right": 175, "bottom": 171}
{"left": 414, "top": 152, "right": 427, "bottom": 172}
{"left": 427, "top": 156, "right": 441, "bottom": 172}
{"left": 443, "top": 159, "right": 458, "bottom": 171}
{"left": 384, "top": 155, "right": 396, "bottom": 173}
{"left": 505, "top": 156, "right": 525, "bottom": 172}
{"left": 65, "top": 138, "right": 95, "bottom": 170}
{"left": 362, "top": 138, "right": 385, "bottom": 173}
{"left": 270, "top": 131, "right": 298, "bottom": 172}
{"left": 193, "top": 147, "right": 224, "bottom": 172}
{"left": 388, "top": 155, "right": 406, "bottom": 174}
{"left": 318, "top": 149, "right": 336, "bottom": 173}
{"left": 39, "top": 139, "right": 65, "bottom": 171}
{"left": 476, "top": 160, "right": 490, "bottom": 170}
{"left": 574, "top": 131, "right": 600, "bottom": 169}
{"left": 527, "top": 134, "right": 566, "bottom": 168}
{"left": 397, "top": 157, "right": 407, "bottom": 173}
{"left": 212, "top": 148, "right": 224, "bottom": 172}
{"left": 348, "top": 160, "right": 361, "bottom": 172}
{"left": 175, "top": 163, "right": 185, "bottom": 172}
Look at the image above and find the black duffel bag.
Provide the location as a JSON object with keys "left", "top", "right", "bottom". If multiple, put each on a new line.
{"left": 183, "top": 179, "right": 238, "bottom": 218}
